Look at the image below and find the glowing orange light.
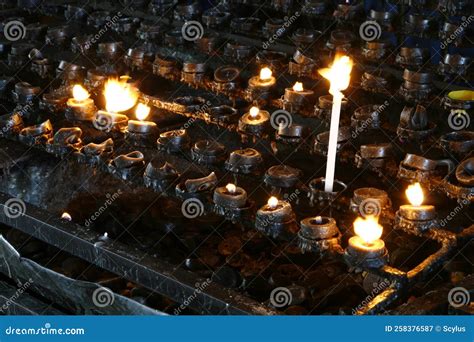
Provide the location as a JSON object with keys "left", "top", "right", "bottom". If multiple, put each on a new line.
{"left": 259, "top": 67, "right": 273, "bottom": 81}
{"left": 226, "top": 183, "right": 236, "bottom": 194}
{"left": 293, "top": 82, "right": 304, "bottom": 92}
{"left": 406, "top": 183, "right": 424, "bottom": 207}
{"left": 104, "top": 77, "right": 138, "bottom": 113}
{"left": 318, "top": 54, "right": 353, "bottom": 96}
{"left": 72, "top": 85, "right": 90, "bottom": 102}
{"left": 268, "top": 196, "right": 279, "bottom": 209}
{"left": 249, "top": 106, "right": 260, "bottom": 118}
{"left": 135, "top": 103, "right": 151, "bottom": 121}
{"left": 354, "top": 215, "right": 383, "bottom": 245}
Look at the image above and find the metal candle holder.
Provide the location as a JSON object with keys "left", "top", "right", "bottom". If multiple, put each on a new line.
{"left": 314, "top": 95, "right": 349, "bottom": 122}
{"left": 0, "top": 113, "right": 23, "bottom": 137}
{"left": 397, "top": 105, "right": 436, "bottom": 142}
{"left": 175, "top": 172, "right": 218, "bottom": 202}
{"left": 297, "top": 216, "right": 341, "bottom": 254}
{"left": 213, "top": 184, "right": 252, "bottom": 223}
{"left": 191, "top": 140, "right": 227, "bottom": 166}
{"left": 398, "top": 69, "right": 433, "bottom": 102}
{"left": 157, "top": 129, "right": 191, "bottom": 154}
{"left": 108, "top": 151, "right": 145, "bottom": 181}
{"left": 398, "top": 153, "right": 454, "bottom": 187}
{"left": 45, "top": 127, "right": 83, "bottom": 157}
{"left": 75, "top": 139, "right": 114, "bottom": 166}
{"left": 225, "top": 148, "right": 264, "bottom": 175}
{"left": 349, "top": 187, "right": 393, "bottom": 222}
{"left": 442, "top": 157, "right": 474, "bottom": 203}
{"left": 255, "top": 198, "right": 298, "bottom": 241}
{"left": 18, "top": 120, "right": 53, "bottom": 146}
{"left": 143, "top": 161, "right": 180, "bottom": 193}
{"left": 308, "top": 177, "right": 347, "bottom": 208}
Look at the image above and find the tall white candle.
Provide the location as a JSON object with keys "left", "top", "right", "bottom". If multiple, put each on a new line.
{"left": 318, "top": 55, "right": 353, "bottom": 192}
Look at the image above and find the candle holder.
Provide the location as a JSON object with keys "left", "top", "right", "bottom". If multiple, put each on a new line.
{"left": 394, "top": 183, "right": 439, "bottom": 236}
{"left": 225, "top": 148, "right": 264, "bottom": 175}
{"left": 361, "top": 40, "right": 391, "bottom": 62}
{"left": 30, "top": 54, "right": 54, "bottom": 79}
{"left": 40, "top": 91, "right": 69, "bottom": 114}
{"left": 137, "top": 20, "right": 164, "bottom": 41}
{"left": 56, "top": 61, "right": 86, "bottom": 83}
{"left": 172, "top": 96, "right": 208, "bottom": 115}
{"left": 246, "top": 67, "right": 276, "bottom": 104}
{"left": 176, "top": 172, "right": 218, "bottom": 202}
{"left": 8, "top": 43, "right": 34, "bottom": 68}
{"left": 157, "top": 129, "right": 191, "bottom": 154}
{"left": 263, "top": 18, "right": 285, "bottom": 38}
{"left": 264, "top": 165, "right": 302, "bottom": 197}
{"left": 360, "top": 71, "right": 391, "bottom": 94}
{"left": 271, "top": 0, "right": 293, "bottom": 12}
{"left": 289, "top": 50, "right": 318, "bottom": 78}
{"left": 333, "top": 1, "right": 362, "bottom": 21}
{"left": 397, "top": 105, "right": 436, "bottom": 142}
{"left": 108, "top": 151, "right": 145, "bottom": 181}
{"left": 97, "top": 41, "right": 124, "bottom": 62}
{"left": 442, "top": 157, "right": 474, "bottom": 203}
{"left": 94, "top": 111, "right": 129, "bottom": 133}
{"left": 308, "top": 177, "right": 347, "bottom": 208}
{"left": 204, "top": 105, "right": 238, "bottom": 126}
{"left": 255, "top": 197, "right": 298, "bottom": 241}
{"left": 164, "top": 29, "right": 184, "bottom": 47}
{"left": 355, "top": 143, "right": 396, "bottom": 176}
{"left": 303, "top": 0, "right": 326, "bottom": 15}
{"left": 314, "top": 95, "right": 349, "bottom": 122}
{"left": 195, "top": 32, "right": 220, "bottom": 55}
{"left": 238, "top": 107, "right": 271, "bottom": 141}
{"left": 398, "top": 153, "right": 455, "bottom": 187}
{"left": 314, "top": 127, "right": 352, "bottom": 160}
{"left": 45, "top": 25, "right": 71, "bottom": 47}
{"left": 230, "top": 17, "right": 260, "bottom": 34}
{"left": 439, "top": 22, "right": 464, "bottom": 46}
{"left": 45, "top": 127, "right": 83, "bottom": 157}
{"left": 144, "top": 161, "right": 180, "bottom": 193}
{"left": 125, "top": 104, "right": 158, "bottom": 147}
{"left": 153, "top": 55, "right": 180, "bottom": 80}
{"left": 403, "top": 14, "right": 431, "bottom": 37}
{"left": 325, "top": 30, "right": 355, "bottom": 55}
{"left": 256, "top": 51, "right": 287, "bottom": 73}
{"left": 65, "top": 85, "right": 97, "bottom": 121}
{"left": 369, "top": 9, "right": 394, "bottom": 28}
{"left": 18, "top": 120, "right": 53, "bottom": 146}
{"left": 174, "top": 1, "right": 201, "bottom": 21}
{"left": 439, "top": 131, "right": 474, "bottom": 160}
{"left": 75, "top": 139, "right": 114, "bottom": 166}
{"left": 275, "top": 124, "right": 306, "bottom": 146}
{"left": 395, "top": 47, "right": 427, "bottom": 68}
{"left": 349, "top": 187, "right": 393, "bottom": 222}
{"left": 12, "top": 82, "right": 40, "bottom": 106}
{"left": 71, "top": 35, "right": 93, "bottom": 55}
{"left": 112, "top": 16, "right": 140, "bottom": 35}
{"left": 0, "top": 113, "right": 23, "bottom": 137}
{"left": 124, "top": 47, "right": 154, "bottom": 71}
{"left": 292, "top": 28, "right": 321, "bottom": 49}
{"left": 213, "top": 183, "right": 252, "bottom": 222}
{"left": 191, "top": 140, "right": 227, "bottom": 166}
{"left": 224, "top": 41, "right": 254, "bottom": 61}
{"left": 85, "top": 68, "right": 114, "bottom": 93}
{"left": 282, "top": 82, "right": 314, "bottom": 114}
{"left": 438, "top": 54, "right": 470, "bottom": 79}
{"left": 345, "top": 216, "right": 388, "bottom": 269}
{"left": 213, "top": 66, "right": 241, "bottom": 95}
{"left": 398, "top": 69, "right": 433, "bottom": 102}
{"left": 202, "top": 8, "right": 231, "bottom": 28}
{"left": 87, "top": 11, "right": 111, "bottom": 28}
{"left": 297, "top": 216, "right": 341, "bottom": 254}
{"left": 182, "top": 59, "right": 207, "bottom": 87}
{"left": 442, "top": 90, "right": 473, "bottom": 118}
{"left": 351, "top": 104, "right": 384, "bottom": 133}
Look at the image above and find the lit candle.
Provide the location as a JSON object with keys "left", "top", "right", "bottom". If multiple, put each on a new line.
{"left": 283, "top": 81, "right": 314, "bottom": 105}
{"left": 256, "top": 196, "right": 298, "bottom": 239}
{"left": 213, "top": 183, "right": 248, "bottom": 208}
{"left": 345, "top": 215, "right": 388, "bottom": 268}
{"left": 398, "top": 183, "right": 436, "bottom": 221}
{"left": 318, "top": 55, "right": 353, "bottom": 192}
{"left": 103, "top": 77, "right": 138, "bottom": 113}
{"left": 128, "top": 103, "right": 157, "bottom": 133}
{"left": 66, "top": 84, "right": 96, "bottom": 121}
{"left": 247, "top": 67, "right": 276, "bottom": 101}
{"left": 238, "top": 106, "right": 270, "bottom": 137}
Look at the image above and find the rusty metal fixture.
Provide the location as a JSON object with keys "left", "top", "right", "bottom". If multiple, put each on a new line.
{"left": 355, "top": 143, "right": 395, "bottom": 173}
{"left": 164, "top": 28, "right": 184, "bottom": 47}
{"left": 75, "top": 138, "right": 114, "bottom": 166}
{"left": 71, "top": 35, "right": 93, "bottom": 54}
{"left": 137, "top": 20, "right": 165, "bottom": 41}
{"left": 396, "top": 47, "right": 428, "bottom": 68}
{"left": 439, "top": 131, "right": 474, "bottom": 159}
{"left": 349, "top": 187, "right": 393, "bottom": 221}
{"left": 360, "top": 70, "right": 391, "bottom": 94}
{"left": 224, "top": 41, "right": 254, "bottom": 61}
{"left": 399, "top": 67, "right": 433, "bottom": 102}
{"left": 438, "top": 54, "right": 470, "bottom": 78}
{"left": 204, "top": 105, "right": 238, "bottom": 126}
{"left": 225, "top": 148, "right": 264, "bottom": 175}
{"left": 351, "top": 104, "right": 384, "bottom": 133}
{"left": 195, "top": 32, "right": 220, "bottom": 54}
{"left": 369, "top": 9, "right": 394, "bottom": 28}
{"left": 175, "top": 172, "right": 218, "bottom": 202}
{"left": 264, "top": 164, "right": 302, "bottom": 192}
{"left": 97, "top": 41, "right": 124, "bottom": 62}
{"left": 397, "top": 105, "right": 436, "bottom": 142}
{"left": 441, "top": 158, "right": 474, "bottom": 203}
{"left": 361, "top": 40, "right": 391, "bottom": 61}
{"left": 45, "top": 127, "right": 83, "bottom": 157}
{"left": 18, "top": 120, "right": 53, "bottom": 146}
{"left": 157, "top": 129, "right": 191, "bottom": 153}
{"left": 144, "top": 161, "right": 180, "bottom": 193}
{"left": 297, "top": 216, "right": 341, "bottom": 254}
{"left": 108, "top": 151, "right": 145, "bottom": 181}
{"left": 326, "top": 29, "right": 355, "bottom": 54}
{"left": 191, "top": 140, "right": 227, "bottom": 166}
{"left": 39, "top": 91, "right": 69, "bottom": 114}
{"left": 182, "top": 59, "right": 207, "bottom": 86}
{"left": 153, "top": 54, "right": 180, "bottom": 80}
{"left": 439, "top": 22, "right": 464, "bottom": 46}
{"left": 398, "top": 153, "right": 455, "bottom": 185}
{"left": 112, "top": 16, "right": 141, "bottom": 35}
{"left": 124, "top": 47, "right": 154, "bottom": 71}
{"left": 12, "top": 81, "right": 40, "bottom": 105}
{"left": 213, "top": 65, "right": 240, "bottom": 94}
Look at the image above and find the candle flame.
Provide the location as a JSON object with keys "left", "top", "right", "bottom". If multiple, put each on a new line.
{"left": 406, "top": 182, "right": 424, "bottom": 206}
{"left": 259, "top": 67, "right": 273, "bottom": 81}
{"left": 268, "top": 196, "right": 278, "bottom": 209}
{"left": 293, "top": 82, "right": 304, "bottom": 92}
{"left": 249, "top": 106, "right": 260, "bottom": 118}
{"left": 135, "top": 103, "right": 151, "bottom": 121}
{"left": 318, "top": 54, "right": 353, "bottom": 96}
{"left": 72, "top": 85, "right": 89, "bottom": 102}
{"left": 354, "top": 215, "right": 383, "bottom": 245}
{"left": 104, "top": 77, "right": 138, "bottom": 113}
{"left": 226, "top": 183, "right": 236, "bottom": 194}
{"left": 61, "top": 212, "right": 72, "bottom": 221}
